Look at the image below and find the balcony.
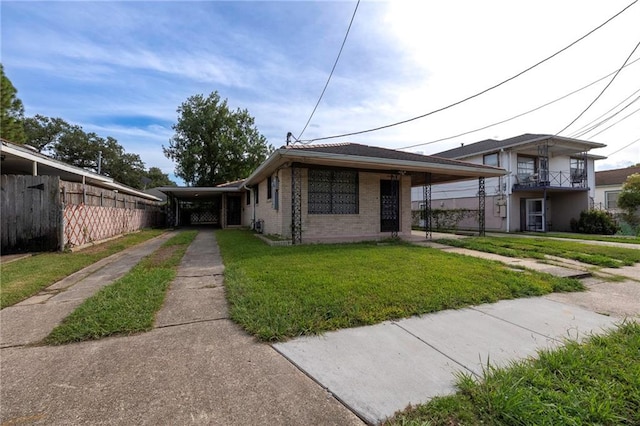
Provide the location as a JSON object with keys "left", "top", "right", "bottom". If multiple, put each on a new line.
{"left": 513, "top": 170, "right": 587, "bottom": 190}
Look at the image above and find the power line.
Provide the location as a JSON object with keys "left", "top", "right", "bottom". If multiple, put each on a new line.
{"left": 606, "top": 135, "right": 640, "bottom": 156}
{"left": 399, "top": 58, "right": 640, "bottom": 150}
{"left": 300, "top": 0, "right": 638, "bottom": 143}
{"left": 296, "top": 0, "right": 360, "bottom": 141}
{"left": 569, "top": 87, "right": 640, "bottom": 138}
{"left": 590, "top": 104, "right": 640, "bottom": 138}
{"left": 557, "top": 38, "right": 640, "bottom": 135}
{"left": 571, "top": 93, "right": 640, "bottom": 139}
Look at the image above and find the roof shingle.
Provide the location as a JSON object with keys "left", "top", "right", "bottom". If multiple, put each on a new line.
{"left": 596, "top": 165, "right": 640, "bottom": 186}
{"left": 284, "top": 142, "right": 493, "bottom": 169}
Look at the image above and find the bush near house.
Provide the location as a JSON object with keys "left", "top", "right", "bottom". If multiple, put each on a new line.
{"left": 570, "top": 209, "right": 619, "bottom": 235}
{"left": 411, "top": 208, "right": 477, "bottom": 231}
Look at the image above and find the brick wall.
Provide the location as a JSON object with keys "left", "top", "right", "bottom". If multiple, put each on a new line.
{"left": 251, "top": 168, "right": 412, "bottom": 242}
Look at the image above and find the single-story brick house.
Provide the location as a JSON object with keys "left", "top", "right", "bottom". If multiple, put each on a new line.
{"left": 160, "top": 143, "right": 505, "bottom": 243}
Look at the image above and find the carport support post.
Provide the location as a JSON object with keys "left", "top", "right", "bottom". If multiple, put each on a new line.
{"left": 291, "top": 165, "right": 302, "bottom": 244}
{"left": 478, "top": 177, "right": 486, "bottom": 236}
{"left": 424, "top": 172, "right": 432, "bottom": 240}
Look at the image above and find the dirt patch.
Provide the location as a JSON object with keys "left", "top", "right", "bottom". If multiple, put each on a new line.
{"left": 144, "top": 245, "right": 181, "bottom": 269}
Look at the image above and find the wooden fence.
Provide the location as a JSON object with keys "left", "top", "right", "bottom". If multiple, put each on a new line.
{"left": 1, "top": 175, "right": 165, "bottom": 253}
{"left": 1, "top": 175, "right": 62, "bottom": 252}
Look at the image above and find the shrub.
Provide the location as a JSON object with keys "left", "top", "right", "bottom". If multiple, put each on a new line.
{"left": 570, "top": 210, "right": 619, "bottom": 235}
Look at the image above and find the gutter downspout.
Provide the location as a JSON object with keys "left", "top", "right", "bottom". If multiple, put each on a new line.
{"left": 506, "top": 151, "right": 511, "bottom": 233}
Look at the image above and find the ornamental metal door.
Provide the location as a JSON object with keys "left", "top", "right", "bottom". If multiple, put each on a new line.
{"left": 380, "top": 179, "right": 399, "bottom": 233}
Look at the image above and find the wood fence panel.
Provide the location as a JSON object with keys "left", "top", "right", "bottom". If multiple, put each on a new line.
{"left": 1, "top": 175, "right": 61, "bottom": 253}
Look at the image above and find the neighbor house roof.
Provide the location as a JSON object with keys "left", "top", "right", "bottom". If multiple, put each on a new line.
{"left": 434, "top": 134, "right": 607, "bottom": 159}
{"left": 0, "top": 138, "right": 161, "bottom": 201}
{"left": 595, "top": 165, "right": 640, "bottom": 186}
{"left": 245, "top": 142, "right": 506, "bottom": 187}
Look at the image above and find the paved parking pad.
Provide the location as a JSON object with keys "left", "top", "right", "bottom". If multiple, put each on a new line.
{"left": 274, "top": 298, "right": 619, "bottom": 425}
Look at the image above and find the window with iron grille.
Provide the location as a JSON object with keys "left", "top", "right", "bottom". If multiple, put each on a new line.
{"left": 308, "top": 169, "right": 358, "bottom": 214}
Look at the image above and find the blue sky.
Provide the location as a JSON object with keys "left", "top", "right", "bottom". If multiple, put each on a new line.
{"left": 2, "top": 1, "right": 639, "bottom": 184}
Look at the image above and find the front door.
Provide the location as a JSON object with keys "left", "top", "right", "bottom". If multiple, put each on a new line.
{"left": 380, "top": 180, "right": 399, "bottom": 233}
{"left": 226, "top": 195, "right": 242, "bottom": 226}
{"left": 526, "top": 198, "right": 544, "bottom": 232}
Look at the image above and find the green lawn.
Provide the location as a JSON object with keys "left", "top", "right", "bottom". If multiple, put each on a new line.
{"left": 436, "top": 237, "right": 640, "bottom": 268}
{"left": 44, "top": 231, "right": 197, "bottom": 345}
{"left": 217, "top": 230, "right": 583, "bottom": 342}
{"left": 1, "top": 229, "right": 165, "bottom": 309}
{"left": 386, "top": 322, "right": 640, "bottom": 426}
{"left": 526, "top": 232, "right": 640, "bottom": 245}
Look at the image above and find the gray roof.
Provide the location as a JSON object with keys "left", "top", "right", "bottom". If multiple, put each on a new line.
{"left": 245, "top": 142, "right": 506, "bottom": 187}
{"left": 596, "top": 165, "right": 640, "bottom": 186}
{"left": 285, "top": 142, "right": 486, "bottom": 168}
{"left": 435, "top": 134, "right": 606, "bottom": 159}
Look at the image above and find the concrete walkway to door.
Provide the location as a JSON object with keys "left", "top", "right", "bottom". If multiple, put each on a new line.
{"left": 1, "top": 229, "right": 362, "bottom": 425}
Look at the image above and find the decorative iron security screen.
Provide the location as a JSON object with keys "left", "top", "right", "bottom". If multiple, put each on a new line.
{"left": 308, "top": 169, "right": 358, "bottom": 214}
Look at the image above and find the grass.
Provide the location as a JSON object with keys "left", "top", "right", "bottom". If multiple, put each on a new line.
{"left": 527, "top": 232, "right": 640, "bottom": 245}
{"left": 44, "top": 230, "right": 197, "bottom": 345}
{"left": 436, "top": 237, "right": 640, "bottom": 268}
{"left": 386, "top": 321, "right": 640, "bottom": 426}
{"left": 217, "top": 230, "right": 583, "bottom": 342}
{"left": 0, "top": 229, "right": 165, "bottom": 309}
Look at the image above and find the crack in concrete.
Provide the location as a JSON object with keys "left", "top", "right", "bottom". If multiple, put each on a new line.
{"left": 154, "top": 317, "right": 230, "bottom": 329}
{"left": 391, "top": 322, "right": 479, "bottom": 378}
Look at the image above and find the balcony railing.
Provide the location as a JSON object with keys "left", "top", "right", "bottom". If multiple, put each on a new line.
{"left": 513, "top": 170, "right": 587, "bottom": 190}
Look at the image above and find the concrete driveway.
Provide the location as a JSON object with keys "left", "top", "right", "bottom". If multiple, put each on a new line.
{"left": 0, "top": 230, "right": 362, "bottom": 425}
{"left": 2, "top": 229, "right": 638, "bottom": 425}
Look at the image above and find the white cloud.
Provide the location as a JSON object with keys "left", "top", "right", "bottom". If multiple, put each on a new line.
{"left": 3, "top": 0, "right": 638, "bottom": 177}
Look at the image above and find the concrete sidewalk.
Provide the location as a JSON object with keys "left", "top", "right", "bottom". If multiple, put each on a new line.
{"left": 0, "top": 231, "right": 176, "bottom": 348}
{"left": 1, "top": 230, "right": 362, "bottom": 425}
{"left": 274, "top": 298, "right": 622, "bottom": 425}
{"left": 274, "top": 231, "right": 639, "bottom": 424}
{"left": 406, "top": 231, "right": 592, "bottom": 279}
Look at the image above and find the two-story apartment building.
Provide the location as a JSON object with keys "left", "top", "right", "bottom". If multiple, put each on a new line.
{"left": 420, "top": 134, "right": 606, "bottom": 232}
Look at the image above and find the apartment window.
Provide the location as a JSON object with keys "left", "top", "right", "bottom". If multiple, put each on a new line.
{"left": 254, "top": 183, "right": 259, "bottom": 204}
{"left": 308, "top": 169, "right": 359, "bottom": 214}
{"left": 605, "top": 191, "right": 620, "bottom": 209}
{"left": 483, "top": 153, "right": 499, "bottom": 167}
{"left": 267, "top": 176, "right": 272, "bottom": 199}
{"left": 570, "top": 157, "right": 585, "bottom": 178}
{"left": 517, "top": 156, "right": 536, "bottom": 176}
{"left": 246, "top": 190, "right": 251, "bottom": 205}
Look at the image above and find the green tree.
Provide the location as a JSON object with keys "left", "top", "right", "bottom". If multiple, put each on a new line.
{"left": 53, "top": 127, "right": 147, "bottom": 189}
{"left": 1, "top": 64, "right": 26, "bottom": 143}
{"left": 52, "top": 125, "right": 98, "bottom": 169}
{"left": 23, "top": 114, "right": 71, "bottom": 153}
{"left": 618, "top": 173, "right": 640, "bottom": 231}
{"left": 164, "top": 91, "right": 272, "bottom": 186}
{"left": 143, "top": 167, "right": 176, "bottom": 188}
{"left": 99, "top": 136, "right": 146, "bottom": 188}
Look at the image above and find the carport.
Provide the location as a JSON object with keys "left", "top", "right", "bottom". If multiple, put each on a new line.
{"left": 158, "top": 181, "right": 245, "bottom": 228}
